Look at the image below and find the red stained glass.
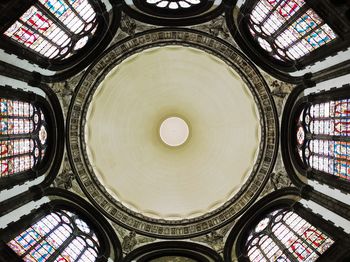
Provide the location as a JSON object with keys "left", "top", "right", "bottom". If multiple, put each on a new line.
{"left": 0, "top": 97, "right": 47, "bottom": 178}
{"left": 8, "top": 210, "right": 100, "bottom": 262}
{"left": 245, "top": 209, "right": 334, "bottom": 261}
{"left": 300, "top": 99, "right": 350, "bottom": 181}
{"left": 249, "top": 0, "right": 336, "bottom": 61}
{"left": 3, "top": 0, "right": 97, "bottom": 60}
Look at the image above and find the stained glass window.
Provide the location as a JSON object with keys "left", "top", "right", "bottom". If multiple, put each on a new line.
{"left": 248, "top": 0, "right": 337, "bottom": 62}
{"left": 245, "top": 209, "right": 334, "bottom": 262}
{"left": 7, "top": 209, "right": 100, "bottom": 262}
{"left": 145, "top": 0, "right": 201, "bottom": 10}
{"left": 0, "top": 98, "right": 47, "bottom": 178}
{"left": 3, "top": 0, "right": 97, "bottom": 60}
{"left": 297, "top": 99, "right": 350, "bottom": 182}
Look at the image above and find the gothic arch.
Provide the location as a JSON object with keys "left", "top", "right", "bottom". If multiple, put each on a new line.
{"left": 0, "top": 0, "right": 121, "bottom": 73}
{"left": 0, "top": 190, "right": 122, "bottom": 262}
{"left": 224, "top": 189, "right": 350, "bottom": 261}
{"left": 225, "top": 0, "right": 350, "bottom": 81}
{"left": 287, "top": 84, "right": 350, "bottom": 193}
{"left": 0, "top": 84, "right": 64, "bottom": 191}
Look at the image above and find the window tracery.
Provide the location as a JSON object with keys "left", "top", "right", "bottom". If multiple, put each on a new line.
{"left": 145, "top": 0, "right": 201, "bottom": 10}
{"left": 245, "top": 208, "right": 334, "bottom": 261}
{"left": 3, "top": 0, "right": 97, "bottom": 60}
{"left": 248, "top": 0, "right": 337, "bottom": 62}
{"left": 0, "top": 97, "right": 48, "bottom": 178}
{"left": 296, "top": 99, "right": 350, "bottom": 182}
{"left": 7, "top": 209, "right": 100, "bottom": 262}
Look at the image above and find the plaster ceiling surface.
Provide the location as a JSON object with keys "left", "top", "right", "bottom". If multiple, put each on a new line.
{"left": 85, "top": 46, "right": 260, "bottom": 220}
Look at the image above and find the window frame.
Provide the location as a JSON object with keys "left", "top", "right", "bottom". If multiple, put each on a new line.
{"left": 236, "top": 0, "right": 350, "bottom": 72}
{"left": 224, "top": 196, "right": 350, "bottom": 262}
{"left": 289, "top": 85, "right": 350, "bottom": 193}
{"left": 0, "top": 200, "right": 111, "bottom": 262}
{"left": 0, "top": 0, "right": 107, "bottom": 71}
{"left": 0, "top": 86, "right": 55, "bottom": 191}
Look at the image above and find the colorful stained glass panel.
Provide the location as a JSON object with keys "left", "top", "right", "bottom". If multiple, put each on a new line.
{"left": 4, "top": 0, "right": 97, "bottom": 59}
{"left": 249, "top": 0, "right": 336, "bottom": 61}
{"left": 245, "top": 209, "right": 334, "bottom": 262}
{"left": 8, "top": 210, "right": 100, "bottom": 262}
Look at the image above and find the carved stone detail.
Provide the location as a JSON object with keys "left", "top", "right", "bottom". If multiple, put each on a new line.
{"left": 262, "top": 73, "right": 295, "bottom": 115}
{"left": 110, "top": 13, "right": 158, "bottom": 45}
{"left": 112, "top": 223, "right": 156, "bottom": 254}
{"left": 191, "top": 222, "right": 234, "bottom": 254}
{"left": 122, "top": 231, "right": 137, "bottom": 253}
{"left": 120, "top": 13, "right": 137, "bottom": 37}
{"left": 260, "top": 153, "right": 293, "bottom": 198}
{"left": 194, "top": 15, "right": 232, "bottom": 43}
{"left": 204, "top": 230, "right": 225, "bottom": 252}
{"left": 50, "top": 71, "right": 84, "bottom": 116}
{"left": 67, "top": 29, "right": 279, "bottom": 238}
{"left": 53, "top": 156, "right": 75, "bottom": 190}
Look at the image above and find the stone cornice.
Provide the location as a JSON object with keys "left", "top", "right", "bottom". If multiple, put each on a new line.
{"left": 67, "top": 28, "right": 279, "bottom": 238}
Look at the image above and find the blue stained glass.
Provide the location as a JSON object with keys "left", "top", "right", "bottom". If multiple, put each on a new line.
{"left": 44, "top": 0, "right": 68, "bottom": 16}
{"left": 334, "top": 142, "right": 350, "bottom": 159}
{"left": 294, "top": 15, "right": 316, "bottom": 34}
{"left": 4, "top": 0, "right": 97, "bottom": 59}
{"left": 8, "top": 210, "right": 100, "bottom": 261}
{"left": 307, "top": 30, "right": 330, "bottom": 47}
{"left": 26, "top": 241, "right": 55, "bottom": 262}
{"left": 249, "top": 1, "right": 337, "bottom": 61}
{"left": 16, "top": 229, "right": 41, "bottom": 249}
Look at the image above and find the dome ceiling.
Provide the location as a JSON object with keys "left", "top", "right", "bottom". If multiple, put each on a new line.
{"left": 67, "top": 29, "right": 278, "bottom": 238}
{"left": 84, "top": 46, "right": 260, "bottom": 220}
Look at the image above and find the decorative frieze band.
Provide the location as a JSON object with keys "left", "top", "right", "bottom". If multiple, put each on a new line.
{"left": 67, "top": 29, "right": 278, "bottom": 238}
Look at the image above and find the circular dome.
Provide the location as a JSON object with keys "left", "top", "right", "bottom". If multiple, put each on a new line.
{"left": 68, "top": 30, "right": 278, "bottom": 237}
{"left": 85, "top": 47, "right": 260, "bottom": 220}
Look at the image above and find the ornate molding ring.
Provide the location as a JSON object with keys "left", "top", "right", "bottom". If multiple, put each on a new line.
{"left": 67, "top": 29, "right": 278, "bottom": 238}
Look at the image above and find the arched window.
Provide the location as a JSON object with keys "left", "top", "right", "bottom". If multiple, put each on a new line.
{"left": 0, "top": 197, "right": 122, "bottom": 262}
{"left": 224, "top": 193, "right": 350, "bottom": 261}
{"left": 2, "top": 0, "right": 97, "bottom": 61}
{"left": 245, "top": 208, "right": 334, "bottom": 261}
{"left": 0, "top": 97, "right": 48, "bottom": 178}
{"left": 7, "top": 209, "right": 100, "bottom": 261}
{"left": 296, "top": 99, "right": 350, "bottom": 182}
{"left": 293, "top": 86, "right": 350, "bottom": 191}
{"left": 0, "top": 86, "right": 57, "bottom": 191}
{"left": 248, "top": 0, "right": 337, "bottom": 63}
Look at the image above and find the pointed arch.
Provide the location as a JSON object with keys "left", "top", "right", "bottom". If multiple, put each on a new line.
{"left": 3, "top": 0, "right": 97, "bottom": 61}
{"left": 7, "top": 209, "right": 101, "bottom": 261}
{"left": 290, "top": 85, "right": 350, "bottom": 192}
{"left": 248, "top": 0, "right": 337, "bottom": 64}
{"left": 224, "top": 190, "right": 350, "bottom": 261}
{"left": 0, "top": 85, "right": 62, "bottom": 191}
{"left": 244, "top": 208, "right": 334, "bottom": 261}
{"left": 0, "top": 194, "right": 122, "bottom": 262}
{"left": 0, "top": 0, "right": 120, "bottom": 72}
{"left": 226, "top": 0, "right": 350, "bottom": 78}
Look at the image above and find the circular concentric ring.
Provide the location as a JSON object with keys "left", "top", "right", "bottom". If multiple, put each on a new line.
{"left": 67, "top": 29, "right": 278, "bottom": 238}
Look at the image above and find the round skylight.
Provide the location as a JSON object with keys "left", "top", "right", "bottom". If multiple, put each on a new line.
{"left": 159, "top": 117, "right": 189, "bottom": 147}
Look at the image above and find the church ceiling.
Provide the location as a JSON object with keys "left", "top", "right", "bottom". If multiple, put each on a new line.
{"left": 49, "top": 11, "right": 295, "bottom": 254}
